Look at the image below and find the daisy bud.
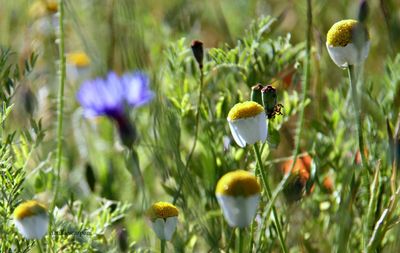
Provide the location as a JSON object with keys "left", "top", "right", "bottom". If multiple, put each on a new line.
{"left": 227, "top": 101, "right": 268, "bottom": 148}
{"left": 358, "top": 0, "right": 368, "bottom": 24}
{"left": 13, "top": 200, "right": 49, "bottom": 239}
{"left": 215, "top": 170, "right": 261, "bottom": 228}
{"left": 326, "top": 19, "right": 370, "bottom": 68}
{"left": 250, "top": 83, "right": 264, "bottom": 106}
{"left": 191, "top": 40, "right": 204, "bottom": 69}
{"left": 147, "top": 202, "right": 179, "bottom": 241}
{"left": 261, "top": 85, "right": 277, "bottom": 119}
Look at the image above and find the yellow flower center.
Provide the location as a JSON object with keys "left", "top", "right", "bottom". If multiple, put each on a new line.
{"left": 227, "top": 101, "right": 264, "bottom": 121}
{"left": 148, "top": 202, "right": 179, "bottom": 220}
{"left": 14, "top": 200, "right": 47, "bottom": 220}
{"left": 216, "top": 170, "right": 261, "bottom": 197}
{"left": 46, "top": 1, "right": 58, "bottom": 13}
{"left": 327, "top": 19, "right": 369, "bottom": 47}
{"left": 67, "top": 52, "right": 90, "bottom": 68}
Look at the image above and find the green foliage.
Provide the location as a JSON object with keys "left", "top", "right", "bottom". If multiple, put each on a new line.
{"left": 1, "top": 0, "right": 400, "bottom": 252}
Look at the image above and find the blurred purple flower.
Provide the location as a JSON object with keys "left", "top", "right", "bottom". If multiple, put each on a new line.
{"left": 76, "top": 71, "right": 154, "bottom": 147}
{"left": 76, "top": 71, "right": 154, "bottom": 119}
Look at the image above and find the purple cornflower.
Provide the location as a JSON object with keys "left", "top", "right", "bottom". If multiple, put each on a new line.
{"left": 77, "top": 71, "right": 154, "bottom": 118}
{"left": 77, "top": 71, "right": 154, "bottom": 147}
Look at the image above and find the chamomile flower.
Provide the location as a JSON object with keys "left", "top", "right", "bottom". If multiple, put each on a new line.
{"left": 13, "top": 200, "right": 49, "bottom": 239}
{"left": 326, "top": 19, "right": 370, "bottom": 68}
{"left": 147, "top": 202, "right": 179, "bottom": 241}
{"left": 67, "top": 51, "right": 91, "bottom": 82}
{"left": 215, "top": 170, "right": 261, "bottom": 228}
{"left": 227, "top": 101, "right": 268, "bottom": 148}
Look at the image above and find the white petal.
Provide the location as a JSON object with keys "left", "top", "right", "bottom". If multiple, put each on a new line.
{"left": 164, "top": 216, "right": 178, "bottom": 241}
{"left": 326, "top": 42, "right": 370, "bottom": 68}
{"left": 216, "top": 194, "right": 260, "bottom": 228}
{"left": 228, "top": 121, "right": 246, "bottom": 147}
{"left": 228, "top": 112, "right": 267, "bottom": 147}
{"left": 14, "top": 214, "right": 49, "bottom": 239}
{"left": 151, "top": 218, "right": 166, "bottom": 240}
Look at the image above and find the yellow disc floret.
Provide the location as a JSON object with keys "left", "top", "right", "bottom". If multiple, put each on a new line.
{"left": 216, "top": 170, "right": 261, "bottom": 197}
{"left": 14, "top": 200, "right": 47, "bottom": 220}
{"left": 148, "top": 202, "right": 179, "bottom": 220}
{"left": 46, "top": 1, "right": 58, "bottom": 14}
{"left": 227, "top": 101, "right": 264, "bottom": 121}
{"left": 327, "top": 19, "right": 368, "bottom": 47}
{"left": 67, "top": 52, "right": 90, "bottom": 68}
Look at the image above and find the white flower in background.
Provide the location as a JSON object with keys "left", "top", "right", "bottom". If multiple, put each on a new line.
{"left": 216, "top": 170, "right": 261, "bottom": 228}
{"left": 326, "top": 19, "right": 370, "bottom": 68}
{"left": 227, "top": 101, "right": 268, "bottom": 148}
{"left": 147, "top": 202, "right": 179, "bottom": 241}
{"left": 67, "top": 51, "right": 91, "bottom": 83}
{"left": 13, "top": 200, "right": 49, "bottom": 239}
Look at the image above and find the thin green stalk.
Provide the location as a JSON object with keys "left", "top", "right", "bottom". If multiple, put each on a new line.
{"left": 172, "top": 69, "right": 204, "bottom": 204}
{"left": 52, "top": 0, "right": 66, "bottom": 210}
{"left": 36, "top": 239, "right": 44, "bottom": 253}
{"left": 249, "top": 220, "right": 255, "bottom": 252}
{"left": 348, "top": 64, "right": 371, "bottom": 249}
{"left": 49, "top": 0, "right": 66, "bottom": 251}
{"left": 253, "top": 143, "right": 288, "bottom": 253}
{"left": 237, "top": 228, "right": 244, "bottom": 253}
{"left": 348, "top": 65, "right": 367, "bottom": 167}
{"left": 160, "top": 239, "right": 166, "bottom": 253}
{"left": 262, "top": 0, "right": 312, "bottom": 231}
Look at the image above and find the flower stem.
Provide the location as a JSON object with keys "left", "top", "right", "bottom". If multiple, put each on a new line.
{"left": 37, "top": 239, "right": 44, "bottom": 253}
{"left": 253, "top": 143, "right": 288, "bottom": 253}
{"left": 261, "top": 0, "right": 312, "bottom": 240}
{"left": 49, "top": 0, "right": 66, "bottom": 251}
{"left": 237, "top": 228, "right": 244, "bottom": 253}
{"left": 160, "top": 239, "right": 166, "bottom": 253}
{"left": 172, "top": 68, "right": 204, "bottom": 204}
{"left": 348, "top": 64, "right": 370, "bottom": 249}
{"left": 348, "top": 65, "right": 367, "bottom": 167}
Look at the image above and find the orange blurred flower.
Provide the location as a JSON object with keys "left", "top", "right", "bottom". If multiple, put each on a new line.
{"left": 281, "top": 154, "right": 313, "bottom": 201}
{"left": 322, "top": 176, "right": 334, "bottom": 194}
{"left": 354, "top": 148, "right": 369, "bottom": 165}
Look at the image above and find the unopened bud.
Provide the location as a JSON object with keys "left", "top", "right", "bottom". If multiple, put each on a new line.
{"left": 261, "top": 85, "right": 277, "bottom": 118}
{"left": 116, "top": 227, "right": 128, "bottom": 252}
{"left": 250, "top": 83, "right": 264, "bottom": 106}
{"left": 191, "top": 40, "right": 204, "bottom": 69}
{"left": 115, "top": 115, "right": 137, "bottom": 148}
{"left": 358, "top": 0, "right": 368, "bottom": 24}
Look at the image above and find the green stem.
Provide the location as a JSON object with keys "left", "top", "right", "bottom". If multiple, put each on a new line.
{"left": 160, "top": 239, "right": 166, "bottom": 253}
{"left": 348, "top": 65, "right": 370, "bottom": 250}
{"left": 348, "top": 65, "right": 367, "bottom": 167}
{"left": 253, "top": 143, "right": 288, "bottom": 253}
{"left": 37, "top": 239, "right": 44, "bottom": 253}
{"left": 249, "top": 220, "right": 255, "bottom": 252}
{"left": 237, "top": 228, "right": 244, "bottom": 253}
{"left": 261, "top": 0, "right": 312, "bottom": 238}
{"left": 172, "top": 69, "right": 204, "bottom": 204}
{"left": 49, "top": 0, "right": 66, "bottom": 251}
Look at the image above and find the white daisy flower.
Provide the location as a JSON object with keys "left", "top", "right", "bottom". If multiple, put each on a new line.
{"left": 227, "top": 101, "right": 268, "bottom": 148}
{"left": 216, "top": 170, "right": 261, "bottom": 228}
{"left": 67, "top": 51, "right": 91, "bottom": 83}
{"left": 13, "top": 200, "right": 49, "bottom": 240}
{"left": 326, "top": 19, "right": 370, "bottom": 68}
{"left": 147, "top": 202, "right": 179, "bottom": 241}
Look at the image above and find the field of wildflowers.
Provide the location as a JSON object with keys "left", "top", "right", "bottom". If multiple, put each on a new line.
{"left": 1, "top": 0, "right": 400, "bottom": 252}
